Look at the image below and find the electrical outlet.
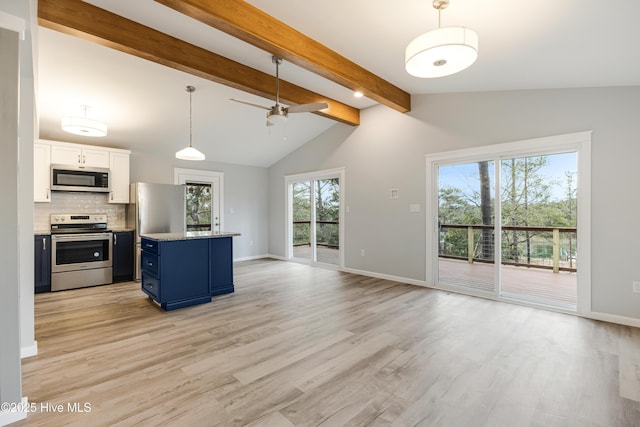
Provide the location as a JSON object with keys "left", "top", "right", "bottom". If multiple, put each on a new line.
{"left": 360, "top": 249, "right": 365, "bottom": 256}
{"left": 633, "top": 281, "right": 640, "bottom": 293}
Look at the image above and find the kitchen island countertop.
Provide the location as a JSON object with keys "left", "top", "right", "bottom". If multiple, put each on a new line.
{"left": 141, "top": 231, "right": 241, "bottom": 241}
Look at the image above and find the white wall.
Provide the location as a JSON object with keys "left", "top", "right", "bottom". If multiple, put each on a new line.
{"left": 0, "top": 25, "right": 22, "bottom": 414}
{"left": 130, "top": 150, "right": 269, "bottom": 259}
{"left": 0, "top": 2, "right": 36, "bottom": 424}
{"left": 269, "top": 86, "right": 640, "bottom": 321}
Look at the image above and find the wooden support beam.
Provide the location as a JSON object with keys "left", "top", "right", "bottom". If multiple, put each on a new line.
{"left": 154, "top": 0, "right": 412, "bottom": 113}
{"left": 38, "top": 0, "right": 359, "bottom": 126}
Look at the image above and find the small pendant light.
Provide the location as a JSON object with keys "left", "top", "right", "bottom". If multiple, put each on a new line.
{"left": 175, "top": 85, "right": 205, "bottom": 161}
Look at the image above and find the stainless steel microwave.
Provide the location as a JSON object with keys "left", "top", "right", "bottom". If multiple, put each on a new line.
{"left": 51, "top": 164, "right": 110, "bottom": 192}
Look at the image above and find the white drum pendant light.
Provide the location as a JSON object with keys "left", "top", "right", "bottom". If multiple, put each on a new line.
{"left": 405, "top": 0, "right": 478, "bottom": 78}
{"left": 61, "top": 105, "right": 107, "bottom": 137}
{"left": 175, "top": 85, "right": 206, "bottom": 161}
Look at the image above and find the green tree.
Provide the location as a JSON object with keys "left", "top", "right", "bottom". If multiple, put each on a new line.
{"left": 186, "top": 182, "right": 211, "bottom": 231}
{"left": 292, "top": 182, "right": 311, "bottom": 245}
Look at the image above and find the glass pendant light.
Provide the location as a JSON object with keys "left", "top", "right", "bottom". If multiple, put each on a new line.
{"left": 176, "top": 85, "right": 205, "bottom": 161}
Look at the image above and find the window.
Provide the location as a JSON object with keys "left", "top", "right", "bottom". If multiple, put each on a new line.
{"left": 185, "top": 181, "right": 212, "bottom": 231}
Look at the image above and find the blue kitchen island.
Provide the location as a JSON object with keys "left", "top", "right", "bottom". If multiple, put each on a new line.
{"left": 140, "top": 231, "right": 240, "bottom": 311}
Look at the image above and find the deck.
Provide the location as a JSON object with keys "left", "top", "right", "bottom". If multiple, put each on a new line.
{"left": 439, "top": 258, "right": 577, "bottom": 308}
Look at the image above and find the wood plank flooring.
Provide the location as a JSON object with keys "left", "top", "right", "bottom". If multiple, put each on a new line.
{"left": 18, "top": 259, "right": 640, "bottom": 426}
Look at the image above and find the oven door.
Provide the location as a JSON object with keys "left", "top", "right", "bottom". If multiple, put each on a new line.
{"left": 51, "top": 233, "right": 113, "bottom": 273}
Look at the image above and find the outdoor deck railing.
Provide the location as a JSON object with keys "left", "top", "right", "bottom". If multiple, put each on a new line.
{"left": 439, "top": 223, "right": 577, "bottom": 273}
{"left": 292, "top": 220, "right": 339, "bottom": 249}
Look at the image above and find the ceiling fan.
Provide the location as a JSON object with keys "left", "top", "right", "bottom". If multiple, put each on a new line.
{"left": 231, "top": 55, "right": 328, "bottom": 127}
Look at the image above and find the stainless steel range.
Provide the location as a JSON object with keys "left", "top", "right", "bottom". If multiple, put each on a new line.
{"left": 50, "top": 214, "right": 113, "bottom": 291}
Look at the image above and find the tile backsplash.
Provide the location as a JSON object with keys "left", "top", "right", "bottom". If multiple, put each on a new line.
{"left": 34, "top": 192, "right": 127, "bottom": 231}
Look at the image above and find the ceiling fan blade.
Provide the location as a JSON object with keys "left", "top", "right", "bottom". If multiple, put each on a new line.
{"left": 286, "top": 102, "right": 329, "bottom": 114}
{"left": 230, "top": 98, "right": 270, "bottom": 110}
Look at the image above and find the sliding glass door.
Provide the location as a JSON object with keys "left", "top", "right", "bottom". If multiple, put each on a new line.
{"left": 499, "top": 153, "right": 577, "bottom": 308}
{"left": 438, "top": 161, "right": 496, "bottom": 292}
{"left": 428, "top": 133, "right": 589, "bottom": 311}
{"left": 287, "top": 169, "right": 344, "bottom": 267}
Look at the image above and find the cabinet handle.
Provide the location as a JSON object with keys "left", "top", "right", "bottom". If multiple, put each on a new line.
{"left": 110, "top": 192, "right": 114, "bottom": 201}
{"left": 78, "top": 154, "right": 81, "bottom": 164}
{"left": 83, "top": 155, "right": 86, "bottom": 164}
{"left": 114, "top": 234, "right": 118, "bottom": 245}
{"left": 146, "top": 262, "right": 153, "bottom": 267}
{"left": 42, "top": 237, "right": 46, "bottom": 251}
{"left": 46, "top": 189, "right": 50, "bottom": 200}
{"left": 145, "top": 244, "right": 153, "bottom": 248}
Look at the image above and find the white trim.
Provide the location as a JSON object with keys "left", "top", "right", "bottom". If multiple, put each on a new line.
{"left": 342, "top": 267, "right": 428, "bottom": 287}
{"left": 426, "top": 131, "right": 592, "bottom": 314}
{"left": 587, "top": 311, "right": 640, "bottom": 329}
{"left": 266, "top": 253, "right": 287, "bottom": 261}
{"left": 575, "top": 139, "right": 592, "bottom": 316}
{"left": 0, "top": 397, "right": 28, "bottom": 426}
{"left": 284, "top": 167, "right": 345, "bottom": 269}
{"left": 233, "top": 254, "right": 272, "bottom": 262}
{"left": 426, "top": 131, "right": 592, "bottom": 164}
{"left": 20, "top": 341, "right": 37, "bottom": 359}
{"left": 174, "top": 168, "right": 224, "bottom": 232}
{"left": 0, "top": 11, "right": 25, "bottom": 40}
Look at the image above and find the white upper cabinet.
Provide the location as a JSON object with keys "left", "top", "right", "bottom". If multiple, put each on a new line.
{"left": 36, "top": 140, "right": 131, "bottom": 203}
{"left": 109, "top": 151, "right": 130, "bottom": 204}
{"left": 50, "top": 142, "right": 110, "bottom": 168}
{"left": 34, "top": 142, "right": 51, "bottom": 203}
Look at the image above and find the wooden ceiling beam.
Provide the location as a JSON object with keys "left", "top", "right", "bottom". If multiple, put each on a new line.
{"left": 37, "top": 0, "right": 360, "bottom": 126}
{"left": 154, "top": 0, "right": 412, "bottom": 113}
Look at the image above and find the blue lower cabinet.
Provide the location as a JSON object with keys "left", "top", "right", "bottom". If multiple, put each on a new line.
{"left": 141, "top": 237, "right": 211, "bottom": 311}
{"left": 209, "top": 237, "right": 234, "bottom": 296}
{"left": 34, "top": 235, "right": 51, "bottom": 293}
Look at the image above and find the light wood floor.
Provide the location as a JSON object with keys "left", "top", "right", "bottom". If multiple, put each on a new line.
{"left": 18, "top": 259, "right": 640, "bottom": 426}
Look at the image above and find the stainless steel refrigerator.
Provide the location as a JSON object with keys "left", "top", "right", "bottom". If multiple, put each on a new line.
{"left": 127, "top": 182, "right": 186, "bottom": 280}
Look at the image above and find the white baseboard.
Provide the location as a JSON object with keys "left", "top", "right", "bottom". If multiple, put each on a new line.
{"left": 0, "top": 397, "right": 28, "bottom": 426}
{"left": 587, "top": 311, "right": 640, "bottom": 328}
{"left": 341, "top": 267, "right": 427, "bottom": 287}
{"left": 233, "top": 254, "right": 272, "bottom": 262}
{"left": 21, "top": 341, "right": 37, "bottom": 359}
{"left": 266, "top": 254, "right": 287, "bottom": 261}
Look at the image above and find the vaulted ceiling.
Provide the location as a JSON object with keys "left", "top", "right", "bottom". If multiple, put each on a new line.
{"left": 36, "top": 0, "right": 640, "bottom": 167}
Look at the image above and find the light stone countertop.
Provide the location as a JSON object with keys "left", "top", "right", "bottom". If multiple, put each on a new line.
{"left": 141, "top": 231, "right": 241, "bottom": 241}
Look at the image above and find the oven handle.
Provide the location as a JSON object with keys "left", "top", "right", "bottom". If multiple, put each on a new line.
{"left": 52, "top": 233, "right": 112, "bottom": 241}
